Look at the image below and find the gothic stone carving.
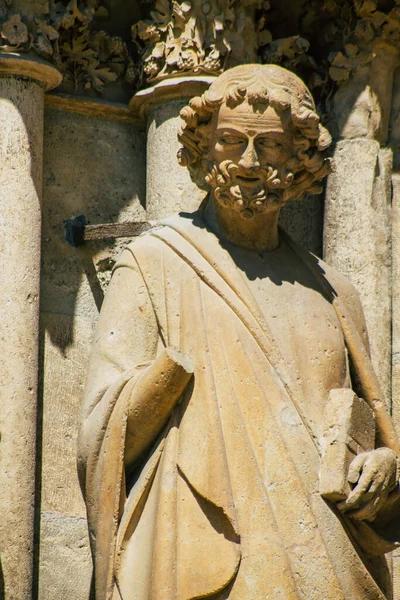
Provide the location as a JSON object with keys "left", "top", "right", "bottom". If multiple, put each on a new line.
{"left": 305, "top": 0, "right": 400, "bottom": 85}
{"left": 131, "top": 0, "right": 400, "bottom": 118}
{"left": 0, "top": 0, "right": 133, "bottom": 93}
{"left": 79, "top": 64, "right": 400, "bottom": 600}
{"left": 132, "top": 0, "right": 271, "bottom": 83}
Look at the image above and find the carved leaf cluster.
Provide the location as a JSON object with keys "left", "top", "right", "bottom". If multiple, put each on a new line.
{"left": 131, "top": 0, "right": 400, "bottom": 99}
{"left": 260, "top": 35, "right": 312, "bottom": 71}
{"left": 296, "top": 0, "right": 400, "bottom": 86}
{"left": 58, "top": 26, "right": 128, "bottom": 93}
{"left": 249, "top": 0, "right": 400, "bottom": 125}
{"left": 1, "top": 0, "right": 399, "bottom": 99}
{"left": 132, "top": 0, "right": 271, "bottom": 82}
{"left": 0, "top": 0, "right": 132, "bottom": 93}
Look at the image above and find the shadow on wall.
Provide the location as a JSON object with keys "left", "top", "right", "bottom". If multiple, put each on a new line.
{"left": 36, "top": 107, "right": 146, "bottom": 600}
{"left": 279, "top": 193, "right": 324, "bottom": 257}
{"left": 41, "top": 108, "right": 146, "bottom": 352}
{"left": 0, "top": 562, "right": 4, "bottom": 599}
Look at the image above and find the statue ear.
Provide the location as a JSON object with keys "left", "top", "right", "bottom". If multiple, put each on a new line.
{"left": 317, "top": 124, "right": 332, "bottom": 151}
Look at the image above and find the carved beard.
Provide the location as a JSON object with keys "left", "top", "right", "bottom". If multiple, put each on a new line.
{"left": 205, "top": 160, "right": 294, "bottom": 220}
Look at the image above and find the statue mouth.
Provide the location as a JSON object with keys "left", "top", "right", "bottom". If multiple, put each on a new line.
{"left": 240, "top": 208, "right": 255, "bottom": 219}
{"left": 235, "top": 175, "right": 263, "bottom": 184}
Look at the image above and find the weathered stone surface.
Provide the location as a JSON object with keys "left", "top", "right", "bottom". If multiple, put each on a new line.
{"left": 320, "top": 389, "right": 375, "bottom": 502}
{"left": 38, "top": 107, "right": 147, "bottom": 599}
{"left": 394, "top": 555, "right": 400, "bottom": 600}
{"left": 41, "top": 107, "right": 146, "bottom": 320}
{"left": 279, "top": 193, "right": 323, "bottom": 255}
{"left": 333, "top": 70, "right": 382, "bottom": 140}
{"left": 332, "top": 51, "right": 397, "bottom": 144}
{"left": 40, "top": 313, "right": 92, "bottom": 519}
{"left": 392, "top": 173, "right": 400, "bottom": 600}
{"left": 324, "top": 140, "right": 392, "bottom": 404}
{"left": 39, "top": 511, "right": 92, "bottom": 600}
{"left": 0, "top": 75, "right": 44, "bottom": 600}
{"left": 146, "top": 98, "right": 207, "bottom": 220}
{"left": 392, "top": 174, "right": 400, "bottom": 437}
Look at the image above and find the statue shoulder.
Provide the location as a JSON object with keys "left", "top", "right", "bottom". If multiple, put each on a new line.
{"left": 117, "top": 224, "right": 168, "bottom": 267}
{"left": 121, "top": 212, "right": 208, "bottom": 266}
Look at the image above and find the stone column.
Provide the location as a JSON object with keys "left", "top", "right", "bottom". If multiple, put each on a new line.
{"left": 130, "top": 76, "right": 214, "bottom": 220}
{"left": 0, "top": 53, "right": 61, "bottom": 600}
{"left": 324, "top": 46, "right": 397, "bottom": 405}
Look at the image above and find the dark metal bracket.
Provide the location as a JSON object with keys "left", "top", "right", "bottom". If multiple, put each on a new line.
{"left": 64, "top": 215, "right": 153, "bottom": 246}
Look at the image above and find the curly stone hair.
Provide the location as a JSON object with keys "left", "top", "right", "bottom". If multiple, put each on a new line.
{"left": 177, "top": 64, "right": 332, "bottom": 202}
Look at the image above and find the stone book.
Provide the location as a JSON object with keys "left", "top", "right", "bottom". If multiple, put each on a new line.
{"left": 320, "top": 388, "right": 376, "bottom": 502}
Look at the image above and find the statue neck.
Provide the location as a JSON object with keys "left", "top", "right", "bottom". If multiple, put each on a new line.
{"left": 204, "top": 195, "right": 281, "bottom": 253}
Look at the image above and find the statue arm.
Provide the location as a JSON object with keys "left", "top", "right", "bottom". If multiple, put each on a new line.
{"left": 324, "top": 265, "right": 400, "bottom": 548}
{"left": 123, "top": 346, "right": 193, "bottom": 466}
{"left": 79, "top": 245, "right": 192, "bottom": 482}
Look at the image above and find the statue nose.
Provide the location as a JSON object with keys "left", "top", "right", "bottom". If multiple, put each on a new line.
{"left": 238, "top": 141, "right": 260, "bottom": 171}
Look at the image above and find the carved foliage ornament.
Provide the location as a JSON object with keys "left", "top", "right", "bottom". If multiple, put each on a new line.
{"left": 300, "top": 0, "right": 400, "bottom": 85}
{"left": 132, "top": 0, "right": 400, "bottom": 107}
{"left": 1, "top": 0, "right": 398, "bottom": 96}
{"left": 132, "top": 0, "right": 272, "bottom": 83}
{"left": 0, "top": 0, "right": 133, "bottom": 93}
{"left": 329, "top": 5, "right": 400, "bottom": 83}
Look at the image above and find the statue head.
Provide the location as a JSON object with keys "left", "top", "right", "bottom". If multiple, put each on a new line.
{"left": 178, "top": 64, "right": 332, "bottom": 220}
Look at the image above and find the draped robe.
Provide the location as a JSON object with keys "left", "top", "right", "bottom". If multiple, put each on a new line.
{"left": 78, "top": 211, "right": 400, "bottom": 600}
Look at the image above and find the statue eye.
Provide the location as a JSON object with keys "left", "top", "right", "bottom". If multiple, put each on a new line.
{"left": 257, "top": 138, "right": 282, "bottom": 150}
{"left": 218, "top": 135, "right": 244, "bottom": 146}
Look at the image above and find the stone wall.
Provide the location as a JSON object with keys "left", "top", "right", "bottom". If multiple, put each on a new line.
{"left": 38, "top": 106, "right": 145, "bottom": 599}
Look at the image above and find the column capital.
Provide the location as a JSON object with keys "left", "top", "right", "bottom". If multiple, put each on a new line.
{"left": 129, "top": 74, "right": 215, "bottom": 120}
{"left": 0, "top": 52, "right": 62, "bottom": 90}
{"left": 132, "top": 0, "right": 270, "bottom": 86}
{"left": 0, "top": 3, "right": 134, "bottom": 99}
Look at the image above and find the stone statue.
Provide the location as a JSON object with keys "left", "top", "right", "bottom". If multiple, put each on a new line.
{"left": 78, "top": 64, "right": 400, "bottom": 600}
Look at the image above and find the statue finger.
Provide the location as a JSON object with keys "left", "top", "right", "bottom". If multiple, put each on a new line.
{"left": 348, "top": 493, "right": 386, "bottom": 522}
{"left": 338, "top": 468, "right": 377, "bottom": 511}
{"left": 348, "top": 453, "right": 368, "bottom": 485}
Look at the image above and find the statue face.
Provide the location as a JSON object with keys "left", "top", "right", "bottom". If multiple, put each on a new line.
{"left": 210, "top": 101, "right": 293, "bottom": 175}
{"left": 206, "top": 101, "right": 295, "bottom": 219}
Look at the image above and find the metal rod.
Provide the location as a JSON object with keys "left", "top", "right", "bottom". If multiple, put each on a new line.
{"left": 64, "top": 216, "right": 154, "bottom": 246}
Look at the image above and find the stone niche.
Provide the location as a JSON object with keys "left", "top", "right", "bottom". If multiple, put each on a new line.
{"left": 0, "top": 0, "right": 400, "bottom": 599}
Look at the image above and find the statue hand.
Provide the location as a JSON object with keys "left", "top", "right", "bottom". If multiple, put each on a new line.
{"left": 337, "top": 448, "right": 398, "bottom": 522}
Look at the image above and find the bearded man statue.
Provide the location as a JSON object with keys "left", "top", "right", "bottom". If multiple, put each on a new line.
{"left": 78, "top": 64, "right": 400, "bottom": 600}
